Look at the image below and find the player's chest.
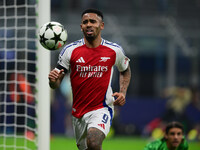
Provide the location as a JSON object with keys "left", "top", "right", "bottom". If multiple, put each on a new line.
{"left": 70, "top": 46, "right": 116, "bottom": 67}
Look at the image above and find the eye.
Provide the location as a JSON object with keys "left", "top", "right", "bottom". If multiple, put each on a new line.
{"left": 170, "top": 132, "right": 175, "bottom": 136}
{"left": 90, "top": 19, "right": 96, "bottom": 23}
{"left": 177, "top": 132, "right": 182, "bottom": 136}
{"left": 82, "top": 20, "right": 88, "bottom": 24}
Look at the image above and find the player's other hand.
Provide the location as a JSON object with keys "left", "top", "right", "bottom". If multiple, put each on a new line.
{"left": 113, "top": 92, "right": 126, "bottom": 106}
{"left": 48, "top": 69, "right": 64, "bottom": 83}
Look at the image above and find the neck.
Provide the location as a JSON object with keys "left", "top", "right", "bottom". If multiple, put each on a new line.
{"left": 84, "top": 36, "right": 102, "bottom": 48}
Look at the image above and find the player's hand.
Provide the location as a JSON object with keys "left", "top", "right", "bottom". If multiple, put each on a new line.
{"left": 113, "top": 92, "right": 126, "bottom": 106}
{"left": 48, "top": 69, "right": 64, "bottom": 83}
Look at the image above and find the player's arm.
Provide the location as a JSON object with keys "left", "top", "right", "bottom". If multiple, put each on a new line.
{"left": 113, "top": 64, "right": 131, "bottom": 106}
{"left": 48, "top": 68, "right": 65, "bottom": 89}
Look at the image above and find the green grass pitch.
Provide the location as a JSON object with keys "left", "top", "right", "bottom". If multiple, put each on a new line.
{"left": 0, "top": 136, "right": 199, "bottom": 150}
{"left": 50, "top": 136, "right": 200, "bottom": 150}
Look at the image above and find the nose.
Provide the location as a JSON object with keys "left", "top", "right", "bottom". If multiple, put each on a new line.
{"left": 86, "top": 22, "right": 92, "bottom": 27}
{"left": 174, "top": 134, "right": 178, "bottom": 139}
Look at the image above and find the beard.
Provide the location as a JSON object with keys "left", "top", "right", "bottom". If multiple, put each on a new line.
{"left": 83, "top": 28, "right": 101, "bottom": 42}
{"left": 83, "top": 32, "right": 96, "bottom": 42}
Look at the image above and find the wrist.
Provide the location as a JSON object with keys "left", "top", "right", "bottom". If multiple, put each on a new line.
{"left": 49, "top": 81, "right": 58, "bottom": 89}
{"left": 119, "top": 91, "right": 126, "bottom": 96}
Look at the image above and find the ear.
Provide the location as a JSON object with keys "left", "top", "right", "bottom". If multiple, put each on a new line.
{"left": 101, "top": 22, "right": 104, "bottom": 30}
{"left": 80, "top": 24, "right": 83, "bottom": 31}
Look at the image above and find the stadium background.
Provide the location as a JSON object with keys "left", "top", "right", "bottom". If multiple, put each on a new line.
{"left": 49, "top": 0, "right": 200, "bottom": 149}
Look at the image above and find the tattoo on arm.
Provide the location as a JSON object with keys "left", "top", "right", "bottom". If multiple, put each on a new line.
{"left": 119, "top": 65, "right": 131, "bottom": 95}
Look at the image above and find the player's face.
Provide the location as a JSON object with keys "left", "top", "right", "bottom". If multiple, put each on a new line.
{"left": 80, "top": 13, "right": 104, "bottom": 41}
{"left": 165, "top": 127, "right": 183, "bottom": 149}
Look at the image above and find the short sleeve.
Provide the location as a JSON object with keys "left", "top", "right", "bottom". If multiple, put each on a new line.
{"left": 115, "top": 46, "right": 130, "bottom": 72}
{"left": 57, "top": 44, "right": 73, "bottom": 71}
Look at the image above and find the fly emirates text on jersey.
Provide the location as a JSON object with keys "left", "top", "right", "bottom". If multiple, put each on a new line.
{"left": 76, "top": 65, "right": 108, "bottom": 78}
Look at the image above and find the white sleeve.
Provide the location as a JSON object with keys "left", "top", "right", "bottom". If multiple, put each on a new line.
{"left": 115, "top": 47, "right": 130, "bottom": 72}
{"left": 57, "top": 45, "right": 73, "bottom": 71}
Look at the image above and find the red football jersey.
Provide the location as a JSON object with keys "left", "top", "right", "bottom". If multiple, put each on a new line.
{"left": 57, "top": 38, "right": 129, "bottom": 118}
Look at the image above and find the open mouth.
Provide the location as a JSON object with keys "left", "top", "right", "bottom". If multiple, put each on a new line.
{"left": 86, "top": 29, "right": 93, "bottom": 35}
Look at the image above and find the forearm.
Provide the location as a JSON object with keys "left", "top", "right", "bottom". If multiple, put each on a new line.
{"left": 49, "top": 80, "right": 61, "bottom": 89}
{"left": 119, "top": 65, "right": 131, "bottom": 96}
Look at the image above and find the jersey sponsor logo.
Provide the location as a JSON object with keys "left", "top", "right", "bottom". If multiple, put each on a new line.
{"left": 76, "top": 57, "right": 85, "bottom": 63}
{"left": 98, "top": 123, "right": 105, "bottom": 130}
{"left": 99, "top": 57, "right": 110, "bottom": 62}
{"left": 76, "top": 65, "right": 108, "bottom": 72}
{"left": 76, "top": 65, "right": 108, "bottom": 78}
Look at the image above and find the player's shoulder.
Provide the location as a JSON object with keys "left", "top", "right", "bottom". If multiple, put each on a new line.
{"left": 144, "top": 139, "right": 163, "bottom": 150}
{"left": 102, "top": 39, "right": 123, "bottom": 50}
{"left": 60, "top": 39, "right": 84, "bottom": 55}
{"left": 102, "top": 39, "right": 126, "bottom": 55}
{"left": 178, "top": 138, "right": 189, "bottom": 150}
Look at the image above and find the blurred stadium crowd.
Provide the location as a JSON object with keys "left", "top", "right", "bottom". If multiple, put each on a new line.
{"left": 49, "top": 0, "right": 200, "bottom": 141}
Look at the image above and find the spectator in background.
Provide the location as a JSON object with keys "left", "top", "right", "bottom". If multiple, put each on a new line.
{"left": 0, "top": 49, "right": 35, "bottom": 135}
{"left": 190, "top": 86, "right": 200, "bottom": 111}
{"left": 144, "top": 121, "right": 188, "bottom": 150}
{"left": 162, "top": 86, "right": 192, "bottom": 132}
{"left": 163, "top": 86, "right": 191, "bottom": 117}
{"left": 8, "top": 73, "right": 35, "bottom": 135}
{"left": 187, "top": 86, "right": 200, "bottom": 141}
{"left": 143, "top": 86, "right": 193, "bottom": 139}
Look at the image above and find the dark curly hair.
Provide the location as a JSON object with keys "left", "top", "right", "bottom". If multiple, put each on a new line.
{"left": 81, "top": 8, "right": 103, "bottom": 20}
{"left": 165, "top": 121, "right": 184, "bottom": 134}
